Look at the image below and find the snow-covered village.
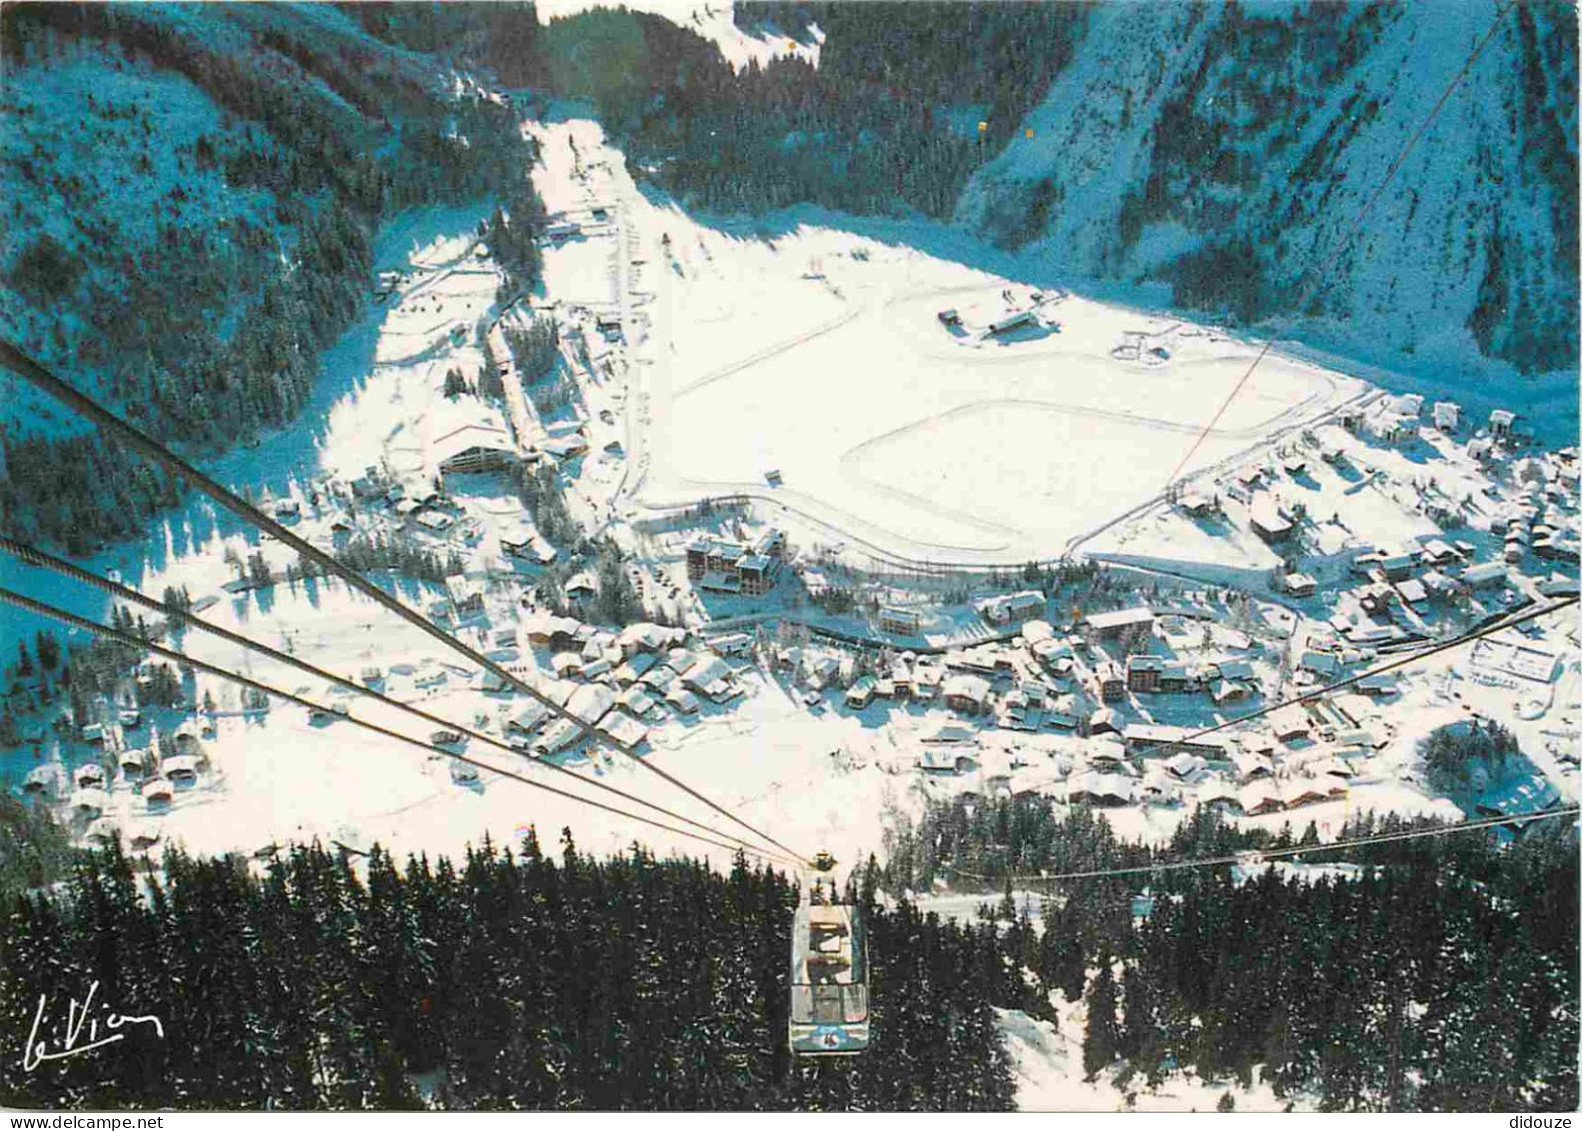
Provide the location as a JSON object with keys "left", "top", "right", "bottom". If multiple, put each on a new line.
{"left": 0, "top": 0, "right": 1576, "bottom": 1117}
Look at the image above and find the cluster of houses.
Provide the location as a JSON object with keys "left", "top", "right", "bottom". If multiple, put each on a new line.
{"left": 486, "top": 614, "right": 747, "bottom": 757}
{"left": 685, "top": 528, "right": 786, "bottom": 596}
{"left": 29, "top": 714, "right": 213, "bottom": 837}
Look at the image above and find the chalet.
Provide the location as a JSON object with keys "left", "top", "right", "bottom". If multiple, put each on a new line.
{"left": 618, "top": 685, "right": 657, "bottom": 717}
{"left": 1489, "top": 409, "right": 1516, "bottom": 437}
{"left": 23, "top": 766, "right": 55, "bottom": 795}
{"left": 508, "top": 702, "right": 550, "bottom": 737}
{"left": 142, "top": 779, "right": 174, "bottom": 807}
{"left": 682, "top": 657, "right": 739, "bottom": 703}
{"left": 1286, "top": 783, "right": 1336, "bottom": 809}
{"left": 1282, "top": 572, "right": 1317, "bottom": 598}
{"left": 1162, "top": 752, "right": 1208, "bottom": 781}
{"left": 921, "top": 747, "right": 971, "bottom": 774}
{"left": 162, "top": 754, "right": 199, "bottom": 783}
{"left": 1432, "top": 401, "right": 1461, "bottom": 431}
{"left": 119, "top": 749, "right": 147, "bottom": 776}
{"left": 502, "top": 530, "right": 558, "bottom": 565}
{"left": 533, "top": 718, "right": 582, "bottom": 757}
{"left": 81, "top": 722, "right": 105, "bottom": 744}
{"left": 565, "top": 571, "right": 598, "bottom": 606}
{"left": 415, "top": 510, "right": 454, "bottom": 534}
{"left": 71, "top": 788, "right": 108, "bottom": 818}
{"left": 1266, "top": 704, "right": 1312, "bottom": 742}
{"left": 74, "top": 763, "right": 106, "bottom": 788}
{"left": 1231, "top": 750, "right": 1275, "bottom": 783}
{"left": 1467, "top": 437, "right": 1494, "bottom": 461}
{"left": 172, "top": 720, "right": 202, "bottom": 755}
{"left": 845, "top": 676, "right": 877, "bottom": 709}
{"left": 1179, "top": 493, "right": 1216, "bottom": 518}
{"left": 1067, "top": 772, "right": 1136, "bottom": 807}
{"left": 1238, "top": 783, "right": 1284, "bottom": 815}
{"left": 1088, "top": 707, "right": 1121, "bottom": 735}
{"left": 1211, "top": 678, "right": 1252, "bottom": 705}
{"left": 544, "top": 435, "right": 590, "bottom": 460}
{"left": 1249, "top": 498, "right": 1293, "bottom": 543}
{"left": 448, "top": 577, "right": 487, "bottom": 619}
{"left": 941, "top": 674, "right": 992, "bottom": 715}
{"left": 597, "top": 710, "right": 650, "bottom": 749}
{"left": 879, "top": 606, "right": 923, "bottom": 636}
{"left": 1085, "top": 606, "right": 1154, "bottom": 640}
{"left": 711, "top": 632, "right": 753, "bottom": 657}
{"left": 566, "top": 682, "right": 616, "bottom": 726}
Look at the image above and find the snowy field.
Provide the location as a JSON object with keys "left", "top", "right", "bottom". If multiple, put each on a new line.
{"left": 529, "top": 114, "right": 1372, "bottom": 566}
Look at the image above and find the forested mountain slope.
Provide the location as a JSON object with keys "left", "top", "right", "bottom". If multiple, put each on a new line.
{"left": 0, "top": 3, "right": 543, "bottom": 551}
{"left": 956, "top": 0, "right": 1578, "bottom": 378}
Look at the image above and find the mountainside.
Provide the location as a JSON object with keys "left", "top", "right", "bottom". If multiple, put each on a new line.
{"left": 0, "top": 3, "right": 542, "bottom": 551}
{"left": 956, "top": 0, "right": 1578, "bottom": 379}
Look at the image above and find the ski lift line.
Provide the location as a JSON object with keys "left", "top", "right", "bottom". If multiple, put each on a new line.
{"left": 1132, "top": 595, "right": 1578, "bottom": 757}
{"left": 950, "top": 805, "right": 1582, "bottom": 885}
{"left": 0, "top": 340, "right": 812, "bottom": 868}
{"left": 1161, "top": 0, "right": 1518, "bottom": 490}
{"left": 0, "top": 586, "right": 799, "bottom": 867}
{"left": 0, "top": 537, "right": 789, "bottom": 864}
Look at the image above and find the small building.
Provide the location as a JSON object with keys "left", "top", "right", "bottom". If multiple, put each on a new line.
{"left": 978, "top": 590, "right": 1046, "bottom": 627}
{"left": 1238, "top": 783, "right": 1284, "bottom": 815}
{"left": 1489, "top": 409, "right": 1516, "bottom": 437}
{"left": 1085, "top": 606, "right": 1154, "bottom": 640}
{"left": 142, "top": 778, "right": 174, "bottom": 807}
{"left": 879, "top": 606, "right": 923, "bottom": 636}
{"left": 665, "top": 686, "right": 700, "bottom": 715}
{"left": 1249, "top": 498, "right": 1293, "bottom": 543}
{"left": 448, "top": 577, "right": 487, "bottom": 618}
{"left": 920, "top": 747, "right": 971, "bottom": 774}
{"left": 845, "top": 676, "right": 877, "bottom": 710}
{"left": 1126, "top": 654, "right": 1163, "bottom": 693}
{"left": 162, "top": 754, "right": 199, "bottom": 783}
{"left": 1432, "top": 401, "right": 1461, "bottom": 432}
{"left": 1283, "top": 572, "right": 1317, "bottom": 598}
{"left": 1067, "top": 772, "right": 1136, "bottom": 807}
{"left": 941, "top": 674, "right": 992, "bottom": 715}
{"left": 987, "top": 309, "right": 1038, "bottom": 336}
{"left": 1122, "top": 724, "right": 1229, "bottom": 760}
{"left": 565, "top": 571, "right": 598, "bottom": 605}
{"left": 1094, "top": 660, "right": 1126, "bottom": 703}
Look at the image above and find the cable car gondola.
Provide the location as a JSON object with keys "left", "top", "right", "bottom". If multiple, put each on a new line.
{"left": 788, "top": 852, "right": 869, "bottom": 1057}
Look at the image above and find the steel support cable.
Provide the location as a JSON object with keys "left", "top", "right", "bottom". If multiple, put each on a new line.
{"left": 0, "top": 536, "right": 791, "bottom": 863}
{"left": 0, "top": 586, "right": 801, "bottom": 866}
{"left": 1129, "top": 595, "right": 1577, "bottom": 756}
{"left": 0, "top": 339, "right": 810, "bottom": 867}
{"left": 949, "top": 805, "right": 1581, "bottom": 885}
{"left": 1163, "top": 0, "right": 1519, "bottom": 489}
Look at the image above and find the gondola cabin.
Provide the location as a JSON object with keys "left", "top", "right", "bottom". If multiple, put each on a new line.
{"left": 788, "top": 900, "right": 869, "bottom": 1056}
